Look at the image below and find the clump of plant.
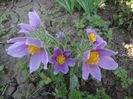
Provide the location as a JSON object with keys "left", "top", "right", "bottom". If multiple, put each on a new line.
{"left": 74, "top": 14, "right": 112, "bottom": 42}
{"left": 56, "top": 0, "right": 105, "bottom": 15}
{"left": 0, "top": 14, "right": 10, "bottom": 23}
{"left": 76, "top": 0, "right": 105, "bottom": 14}
{"left": 69, "top": 88, "right": 111, "bottom": 99}
{"left": 111, "top": 0, "right": 133, "bottom": 30}
{"left": 5, "top": 10, "right": 118, "bottom": 98}
{"left": 114, "top": 67, "right": 133, "bottom": 89}
{"left": 56, "top": 0, "right": 75, "bottom": 14}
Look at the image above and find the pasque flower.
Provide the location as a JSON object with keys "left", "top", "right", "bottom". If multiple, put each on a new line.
{"left": 49, "top": 48, "right": 75, "bottom": 74}
{"left": 19, "top": 10, "right": 41, "bottom": 34}
{"left": 6, "top": 37, "right": 48, "bottom": 73}
{"left": 82, "top": 47, "right": 118, "bottom": 81}
{"left": 56, "top": 32, "right": 65, "bottom": 40}
{"left": 86, "top": 28, "right": 107, "bottom": 48}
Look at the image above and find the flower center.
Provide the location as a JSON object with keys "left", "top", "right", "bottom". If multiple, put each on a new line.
{"left": 28, "top": 45, "right": 41, "bottom": 55}
{"left": 88, "top": 33, "right": 96, "bottom": 42}
{"left": 56, "top": 54, "right": 66, "bottom": 64}
{"left": 86, "top": 51, "right": 99, "bottom": 64}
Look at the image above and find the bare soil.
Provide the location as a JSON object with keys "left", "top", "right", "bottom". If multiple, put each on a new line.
{"left": 0, "top": 0, "right": 133, "bottom": 99}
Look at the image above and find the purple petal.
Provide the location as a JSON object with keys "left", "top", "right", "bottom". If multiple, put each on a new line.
{"left": 49, "top": 55, "right": 56, "bottom": 64}
{"left": 54, "top": 63, "right": 69, "bottom": 74}
{"left": 19, "top": 23, "right": 34, "bottom": 33}
{"left": 29, "top": 51, "right": 41, "bottom": 73}
{"left": 54, "top": 64, "right": 60, "bottom": 75}
{"left": 66, "top": 58, "right": 75, "bottom": 67}
{"left": 60, "top": 63, "right": 69, "bottom": 74}
{"left": 82, "top": 63, "right": 90, "bottom": 80}
{"left": 41, "top": 48, "right": 48, "bottom": 69}
{"left": 6, "top": 43, "right": 28, "bottom": 58}
{"left": 56, "top": 32, "right": 65, "bottom": 40}
{"left": 63, "top": 50, "right": 72, "bottom": 57}
{"left": 85, "top": 28, "right": 96, "bottom": 36}
{"left": 28, "top": 10, "right": 41, "bottom": 28}
{"left": 26, "top": 37, "right": 42, "bottom": 47}
{"left": 93, "top": 35, "right": 107, "bottom": 48}
{"left": 18, "top": 28, "right": 29, "bottom": 34}
{"left": 89, "top": 65, "right": 101, "bottom": 81}
{"left": 94, "top": 41, "right": 107, "bottom": 49}
{"left": 98, "top": 56, "right": 118, "bottom": 70}
{"left": 7, "top": 37, "right": 27, "bottom": 43}
{"left": 98, "top": 48, "right": 118, "bottom": 56}
{"left": 54, "top": 48, "right": 62, "bottom": 56}
{"left": 49, "top": 48, "right": 63, "bottom": 64}
{"left": 83, "top": 50, "right": 90, "bottom": 62}
{"left": 6, "top": 42, "right": 24, "bottom": 51}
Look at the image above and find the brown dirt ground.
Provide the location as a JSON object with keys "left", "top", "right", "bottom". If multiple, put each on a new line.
{"left": 0, "top": 0, "right": 133, "bottom": 99}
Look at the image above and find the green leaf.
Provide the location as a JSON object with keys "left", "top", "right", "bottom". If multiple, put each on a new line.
{"left": 95, "top": 89, "right": 111, "bottom": 99}
{"left": 114, "top": 67, "right": 133, "bottom": 88}
{"left": 56, "top": 0, "right": 75, "bottom": 14}
{"left": 55, "top": 81, "right": 67, "bottom": 98}
{"left": 69, "top": 73, "right": 80, "bottom": 90}
{"left": 40, "top": 72, "right": 52, "bottom": 85}
{"left": 0, "top": 65, "right": 4, "bottom": 72}
{"left": 0, "top": 14, "right": 10, "bottom": 23}
{"left": 69, "top": 89, "right": 82, "bottom": 99}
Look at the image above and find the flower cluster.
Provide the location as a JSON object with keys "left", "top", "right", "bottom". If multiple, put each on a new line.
{"left": 83, "top": 28, "right": 118, "bottom": 81}
{"left": 6, "top": 10, "right": 118, "bottom": 81}
{"left": 6, "top": 37, "right": 48, "bottom": 73}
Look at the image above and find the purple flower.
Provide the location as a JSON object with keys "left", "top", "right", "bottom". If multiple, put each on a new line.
{"left": 49, "top": 48, "right": 75, "bottom": 75}
{"left": 82, "top": 47, "right": 118, "bottom": 81}
{"left": 56, "top": 32, "right": 65, "bottom": 40}
{"left": 19, "top": 10, "right": 41, "bottom": 34}
{"left": 85, "top": 28, "right": 107, "bottom": 48}
{"left": 6, "top": 37, "right": 48, "bottom": 73}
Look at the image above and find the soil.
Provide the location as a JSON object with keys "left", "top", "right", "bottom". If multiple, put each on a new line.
{"left": 0, "top": 0, "right": 133, "bottom": 99}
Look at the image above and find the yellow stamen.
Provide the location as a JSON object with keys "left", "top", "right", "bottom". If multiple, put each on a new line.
{"left": 56, "top": 54, "right": 66, "bottom": 64}
{"left": 86, "top": 51, "right": 99, "bottom": 64}
{"left": 28, "top": 45, "right": 41, "bottom": 55}
{"left": 88, "top": 33, "right": 96, "bottom": 42}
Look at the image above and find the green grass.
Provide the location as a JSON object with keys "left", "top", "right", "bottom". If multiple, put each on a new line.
{"left": 114, "top": 67, "right": 133, "bottom": 89}
{"left": 56, "top": 0, "right": 75, "bottom": 14}
{"left": 0, "top": 14, "right": 10, "bottom": 23}
{"left": 56, "top": 0, "right": 105, "bottom": 15}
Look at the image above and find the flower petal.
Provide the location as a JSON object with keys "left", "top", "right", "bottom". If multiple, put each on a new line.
{"left": 54, "top": 63, "right": 69, "bottom": 75}
{"left": 54, "top": 48, "right": 62, "bottom": 56}
{"left": 85, "top": 28, "right": 96, "bottom": 36}
{"left": 83, "top": 50, "right": 90, "bottom": 62}
{"left": 56, "top": 32, "right": 65, "bottom": 40}
{"left": 98, "top": 48, "right": 118, "bottom": 56}
{"left": 19, "top": 23, "right": 34, "bottom": 33}
{"left": 82, "top": 63, "right": 90, "bottom": 80}
{"left": 6, "top": 42, "right": 24, "bottom": 51}
{"left": 28, "top": 10, "right": 41, "bottom": 28}
{"left": 18, "top": 29, "right": 29, "bottom": 34}
{"left": 98, "top": 56, "right": 118, "bottom": 70}
{"left": 63, "top": 50, "right": 72, "bottom": 57}
{"left": 26, "top": 37, "right": 42, "bottom": 47}
{"left": 41, "top": 48, "right": 48, "bottom": 70}
{"left": 7, "top": 37, "right": 27, "bottom": 43}
{"left": 93, "top": 35, "right": 107, "bottom": 48}
{"left": 49, "top": 48, "right": 62, "bottom": 64}
{"left": 49, "top": 55, "right": 56, "bottom": 64}
{"left": 89, "top": 65, "right": 101, "bottom": 81}
{"left": 60, "top": 63, "right": 69, "bottom": 74}
{"left": 6, "top": 43, "right": 28, "bottom": 58}
{"left": 66, "top": 58, "right": 75, "bottom": 67}
{"left": 54, "top": 64, "right": 60, "bottom": 75}
{"left": 29, "top": 52, "right": 41, "bottom": 73}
